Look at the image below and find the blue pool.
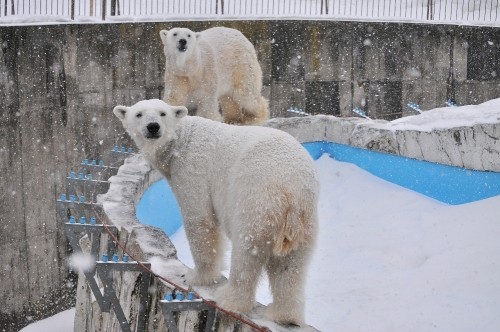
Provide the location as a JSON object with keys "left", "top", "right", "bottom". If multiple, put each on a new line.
{"left": 137, "top": 141, "right": 500, "bottom": 235}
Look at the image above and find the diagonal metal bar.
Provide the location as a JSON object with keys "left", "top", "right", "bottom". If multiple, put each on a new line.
{"left": 96, "top": 261, "right": 152, "bottom": 332}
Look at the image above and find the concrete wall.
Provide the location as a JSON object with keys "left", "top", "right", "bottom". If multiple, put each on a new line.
{"left": 0, "top": 21, "right": 499, "bottom": 330}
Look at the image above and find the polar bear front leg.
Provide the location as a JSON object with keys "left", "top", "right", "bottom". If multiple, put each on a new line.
{"left": 196, "top": 92, "right": 222, "bottom": 122}
{"left": 164, "top": 76, "right": 190, "bottom": 106}
{"left": 183, "top": 215, "right": 224, "bottom": 286}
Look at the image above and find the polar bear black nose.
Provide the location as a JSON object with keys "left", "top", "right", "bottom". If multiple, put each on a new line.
{"left": 179, "top": 39, "right": 187, "bottom": 46}
{"left": 147, "top": 122, "right": 160, "bottom": 134}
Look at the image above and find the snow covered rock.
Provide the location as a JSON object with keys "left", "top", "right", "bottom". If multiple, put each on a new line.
{"left": 266, "top": 100, "right": 500, "bottom": 171}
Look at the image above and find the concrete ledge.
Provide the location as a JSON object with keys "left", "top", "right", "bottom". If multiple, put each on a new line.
{"left": 265, "top": 115, "right": 500, "bottom": 172}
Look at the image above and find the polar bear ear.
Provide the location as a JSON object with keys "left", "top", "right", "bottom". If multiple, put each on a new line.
{"left": 113, "top": 106, "right": 129, "bottom": 120}
{"left": 195, "top": 32, "right": 201, "bottom": 39}
{"left": 159, "top": 30, "right": 169, "bottom": 43}
{"left": 174, "top": 107, "right": 188, "bottom": 119}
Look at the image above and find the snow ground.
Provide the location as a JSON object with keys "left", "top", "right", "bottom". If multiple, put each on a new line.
{"left": 19, "top": 308, "right": 75, "bottom": 332}
{"left": 23, "top": 152, "right": 500, "bottom": 331}
{"left": 170, "top": 155, "right": 500, "bottom": 332}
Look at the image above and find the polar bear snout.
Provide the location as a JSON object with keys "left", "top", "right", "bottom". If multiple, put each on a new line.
{"left": 146, "top": 122, "right": 161, "bottom": 139}
{"left": 177, "top": 39, "right": 188, "bottom": 52}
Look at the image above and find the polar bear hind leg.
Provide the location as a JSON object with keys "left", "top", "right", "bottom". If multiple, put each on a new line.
{"left": 220, "top": 94, "right": 269, "bottom": 125}
{"left": 219, "top": 95, "right": 243, "bottom": 124}
{"left": 265, "top": 247, "right": 311, "bottom": 326}
{"left": 240, "top": 95, "right": 269, "bottom": 125}
{"left": 214, "top": 240, "right": 267, "bottom": 313}
{"left": 195, "top": 95, "right": 223, "bottom": 122}
{"left": 219, "top": 67, "right": 269, "bottom": 125}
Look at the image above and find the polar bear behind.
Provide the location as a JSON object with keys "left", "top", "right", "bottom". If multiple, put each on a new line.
{"left": 113, "top": 99, "right": 318, "bottom": 326}
{"left": 159, "top": 26, "right": 269, "bottom": 125}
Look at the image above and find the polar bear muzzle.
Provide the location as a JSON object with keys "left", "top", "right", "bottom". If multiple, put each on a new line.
{"left": 177, "top": 39, "right": 187, "bottom": 52}
{"left": 146, "top": 122, "right": 161, "bottom": 139}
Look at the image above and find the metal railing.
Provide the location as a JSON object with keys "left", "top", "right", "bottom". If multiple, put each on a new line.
{"left": 1, "top": 0, "right": 499, "bottom": 25}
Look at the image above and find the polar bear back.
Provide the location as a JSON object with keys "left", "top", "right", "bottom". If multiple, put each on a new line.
{"left": 198, "top": 27, "right": 263, "bottom": 95}
{"left": 173, "top": 116, "right": 314, "bottom": 182}
{"left": 166, "top": 116, "right": 318, "bottom": 244}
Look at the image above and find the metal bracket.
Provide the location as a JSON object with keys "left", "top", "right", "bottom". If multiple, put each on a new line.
{"left": 108, "top": 146, "right": 136, "bottom": 168}
{"left": 95, "top": 261, "right": 152, "bottom": 332}
{"left": 160, "top": 297, "right": 217, "bottom": 332}
{"left": 407, "top": 102, "right": 422, "bottom": 114}
{"left": 64, "top": 223, "right": 118, "bottom": 311}
{"left": 79, "top": 161, "right": 120, "bottom": 181}
{"left": 65, "top": 222, "right": 151, "bottom": 332}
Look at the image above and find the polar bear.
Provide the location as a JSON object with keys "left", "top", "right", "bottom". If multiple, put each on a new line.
{"left": 159, "top": 26, "right": 269, "bottom": 125}
{"left": 113, "top": 99, "right": 318, "bottom": 326}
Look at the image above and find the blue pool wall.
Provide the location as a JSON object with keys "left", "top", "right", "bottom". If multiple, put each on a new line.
{"left": 303, "top": 141, "right": 500, "bottom": 205}
{"left": 136, "top": 180, "right": 183, "bottom": 236}
{"left": 137, "top": 141, "right": 500, "bottom": 236}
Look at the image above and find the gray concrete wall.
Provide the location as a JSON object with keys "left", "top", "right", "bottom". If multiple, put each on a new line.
{"left": 0, "top": 21, "right": 499, "bottom": 330}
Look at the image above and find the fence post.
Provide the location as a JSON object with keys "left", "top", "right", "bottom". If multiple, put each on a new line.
{"left": 71, "top": 0, "right": 75, "bottom": 19}
{"left": 216, "top": 0, "right": 224, "bottom": 15}
{"left": 321, "top": 0, "right": 329, "bottom": 15}
{"left": 427, "top": 0, "right": 434, "bottom": 20}
{"left": 111, "top": 0, "right": 116, "bottom": 16}
{"left": 102, "top": 0, "right": 106, "bottom": 20}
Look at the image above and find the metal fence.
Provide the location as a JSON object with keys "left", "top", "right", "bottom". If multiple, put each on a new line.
{"left": 0, "top": 0, "right": 499, "bottom": 25}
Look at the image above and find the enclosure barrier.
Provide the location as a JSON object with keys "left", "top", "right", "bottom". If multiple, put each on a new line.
{"left": 1, "top": 0, "right": 499, "bottom": 25}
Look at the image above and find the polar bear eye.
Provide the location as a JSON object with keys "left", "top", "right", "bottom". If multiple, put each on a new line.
{"left": 160, "top": 112, "right": 166, "bottom": 117}
{"left": 173, "top": 33, "right": 177, "bottom": 37}
{"left": 136, "top": 113, "right": 143, "bottom": 118}
{"left": 187, "top": 34, "right": 191, "bottom": 38}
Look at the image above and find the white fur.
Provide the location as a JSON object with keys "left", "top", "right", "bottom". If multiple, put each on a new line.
{"left": 113, "top": 99, "right": 318, "bottom": 326}
{"left": 159, "top": 27, "right": 269, "bottom": 125}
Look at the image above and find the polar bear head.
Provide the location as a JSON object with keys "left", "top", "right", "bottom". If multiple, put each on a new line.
{"left": 159, "top": 27, "right": 200, "bottom": 57}
{"left": 113, "top": 99, "right": 188, "bottom": 152}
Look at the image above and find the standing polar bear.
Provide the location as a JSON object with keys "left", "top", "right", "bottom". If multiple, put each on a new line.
{"left": 159, "top": 26, "right": 269, "bottom": 125}
{"left": 113, "top": 99, "right": 318, "bottom": 326}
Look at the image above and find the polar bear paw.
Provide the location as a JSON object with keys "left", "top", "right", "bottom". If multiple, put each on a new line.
{"left": 265, "top": 302, "right": 304, "bottom": 327}
{"left": 186, "top": 268, "right": 222, "bottom": 287}
{"left": 215, "top": 283, "right": 255, "bottom": 313}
